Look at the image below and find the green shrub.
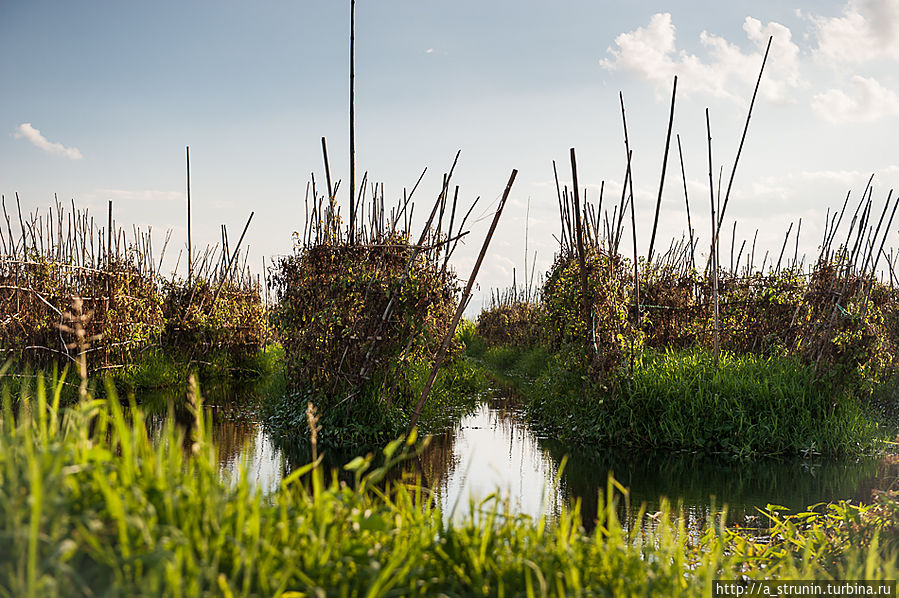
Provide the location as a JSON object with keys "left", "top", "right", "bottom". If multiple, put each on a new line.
{"left": 475, "top": 301, "right": 544, "bottom": 348}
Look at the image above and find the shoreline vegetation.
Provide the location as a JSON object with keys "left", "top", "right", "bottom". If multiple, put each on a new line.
{"left": 0, "top": 376, "right": 897, "bottom": 596}
{"left": 468, "top": 148, "right": 899, "bottom": 459}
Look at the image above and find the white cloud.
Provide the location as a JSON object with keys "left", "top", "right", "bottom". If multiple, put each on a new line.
{"left": 13, "top": 123, "right": 83, "bottom": 160}
{"left": 811, "top": 75, "right": 899, "bottom": 122}
{"left": 748, "top": 166, "right": 899, "bottom": 204}
{"left": 425, "top": 48, "right": 434, "bottom": 54}
{"left": 601, "top": 13, "right": 802, "bottom": 104}
{"left": 813, "top": 0, "right": 899, "bottom": 64}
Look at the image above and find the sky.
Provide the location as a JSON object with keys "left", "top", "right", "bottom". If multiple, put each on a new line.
{"left": 3, "top": 0, "right": 899, "bottom": 312}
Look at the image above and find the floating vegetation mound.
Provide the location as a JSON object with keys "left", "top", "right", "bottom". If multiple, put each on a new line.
{"left": 267, "top": 152, "right": 493, "bottom": 444}
{"left": 475, "top": 286, "right": 544, "bottom": 349}
{"left": 0, "top": 197, "right": 264, "bottom": 371}
{"left": 162, "top": 278, "right": 265, "bottom": 358}
{"left": 540, "top": 247, "right": 899, "bottom": 388}
{"left": 274, "top": 235, "right": 456, "bottom": 398}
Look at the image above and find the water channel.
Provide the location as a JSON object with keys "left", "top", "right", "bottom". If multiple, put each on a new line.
{"left": 148, "top": 381, "right": 894, "bottom": 530}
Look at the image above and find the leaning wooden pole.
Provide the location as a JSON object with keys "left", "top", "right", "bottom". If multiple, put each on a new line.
{"left": 647, "top": 75, "right": 677, "bottom": 265}
{"left": 627, "top": 149, "right": 639, "bottom": 373}
{"left": 210, "top": 211, "right": 255, "bottom": 309}
{"left": 321, "top": 137, "right": 333, "bottom": 201}
{"left": 409, "top": 169, "right": 518, "bottom": 429}
{"left": 677, "top": 134, "right": 696, "bottom": 272}
{"left": 716, "top": 36, "right": 772, "bottom": 237}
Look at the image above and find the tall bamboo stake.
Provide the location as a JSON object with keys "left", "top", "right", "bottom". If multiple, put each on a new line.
{"left": 716, "top": 36, "right": 772, "bottom": 236}
{"left": 570, "top": 148, "right": 589, "bottom": 329}
{"left": 706, "top": 109, "right": 719, "bottom": 366}
{"left": 647, "top": 75, "right": 677, "bottom": 265}
{"left": 349, "top": 0, "right": 356, "bottom": 243}
{"left": 627, "top": 149, "right": 639, "bottom": 373}
{"left": 677, "top": 134, "right": 696, "bottom": 272}
{"left": 186, "top": 146, "right": 192, "bottom": 283}
{"left": 321, "top": 137, "right": 333, "bottom": 201}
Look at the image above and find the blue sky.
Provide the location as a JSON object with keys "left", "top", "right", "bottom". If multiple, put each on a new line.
{"left": 3, "top": 0, "right": 898, "bottom": 309}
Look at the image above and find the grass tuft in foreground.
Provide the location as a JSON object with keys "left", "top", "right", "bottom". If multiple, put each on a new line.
{"left": 1, "top": 374, "right": 897, "bottom": 596}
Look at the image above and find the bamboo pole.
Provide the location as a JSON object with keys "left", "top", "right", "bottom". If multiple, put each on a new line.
{"left": 409, "top": 169, "right": 517, "bottom": 429}
{"left": 706, "top": 109, "right": 719, "bottom": 366}
{"left": 349, "top": 0, "right": 356, "bottom": 244}
{"left": 627, "top": 149, "right": 639, "bottom": 373}
{"left": 647, "top": 75, "right": 677, "bottom": 265}
{"left": 186, "top": 146, "right": 192, "bottom": 283}
{"left": 321, "top": 137, "right": 334, "bottom": 201}
{"left": 676, "top": 134, "right": 696, "bottom": 273}
{"left": 210, "top": 212, "right": 254, "bottom": 309}
{"left": 570, "top": 148, "right": 589, "bottom": 329}
{"left": 716, "top": 36, "right": 772, "bottom": 235}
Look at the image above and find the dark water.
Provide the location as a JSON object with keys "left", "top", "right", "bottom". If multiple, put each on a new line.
{"left": 145, "top": 382, "right": 896, "bottom": 527}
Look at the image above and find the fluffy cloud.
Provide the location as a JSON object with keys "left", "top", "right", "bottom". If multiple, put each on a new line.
{"left": 13, "top": 123, "right": 83, "bottom": 160}
{"left": 811, "top": 75, "right": 899, "bottom": 122}
{"left": 601, "top": 13, "right": 802, "bottom": 104}
{"left": 813, "top": 0, "right": 899, "bottom": 64}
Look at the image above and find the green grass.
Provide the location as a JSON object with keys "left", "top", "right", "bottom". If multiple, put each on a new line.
{"left": 1, "top": 373, "right": 897, "bottom": 596}
{"left": 0, "top": 345, "right": 283, "bottom": 410}
{"left": 260, "top": 353, "right": 486, "bottom": 449}
{"left": 470, "top": 344, "right": 550, "bottom": 392}
{"left": 509, "top": 346, "right": 891, "bottom": 457}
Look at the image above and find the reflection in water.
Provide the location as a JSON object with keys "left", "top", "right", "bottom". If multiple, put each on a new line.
{"left": 214, "top": 419, "right": 284, "bottom": 493}
{"left": 141, "top": 379, "right": 286, "bottom": 493}
{"left": 144, "top": 380, "right": 891, "bottom": 528}
{"left": 543, "top": 438, "right": 882, "bottom": 532}
{"left": 424, "top": 396, "right": 563, "bottom": 523}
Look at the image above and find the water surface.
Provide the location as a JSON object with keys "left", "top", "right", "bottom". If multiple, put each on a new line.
{"left": 159, "top": 383, "right": 892, "bottom": 528}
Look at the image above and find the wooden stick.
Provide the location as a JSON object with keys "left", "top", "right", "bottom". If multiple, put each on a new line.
{"left": 321, "top": 137, "right": 334, "bottom": 201}
{"left": 628, "top": 149, "right": 639, "bottom": 372}
{"left": 349, "top": 0, "right": 357, "bottom": 243}
{"left": 410, "top": 169, "right": 517, "bottom": 429}
{"left": 706, "top": 108, "right": 719, "bottom": 366}
{"left": 716, "top": 36, "right": 772, "bottom": 235}
{"left": 187, "top": 146, "right": 192, "bottom": 282}
{"left": 210, "top": 212, "right": 254, "bottom": 309}
{"left": 552, "top": 160, "right": 567, "bottom": 252}
{"left": 775, "top": 222, "right": 793, "bottom": 274}
{"left": 647, "top": 75, "right": 677, "bottom": 265}
{"left": 676, "top": 134, "right": 696, "bottom": 272}
{"left": 570, "top": 148, "right": 590, "bottom": 328}
{"left": 107, "top": 200, "right": 113, "bottom": 264}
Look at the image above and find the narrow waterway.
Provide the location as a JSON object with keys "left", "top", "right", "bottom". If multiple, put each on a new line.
{"left": 165, "top": 382, "right": 892, "bottom": 529}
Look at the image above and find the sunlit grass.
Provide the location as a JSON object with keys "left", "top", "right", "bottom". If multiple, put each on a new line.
{"left": 0, "top": 372, "right": 896, "bottom": 596}
{"left": 522, "top": 347, "right": 889, "bottom": 457}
